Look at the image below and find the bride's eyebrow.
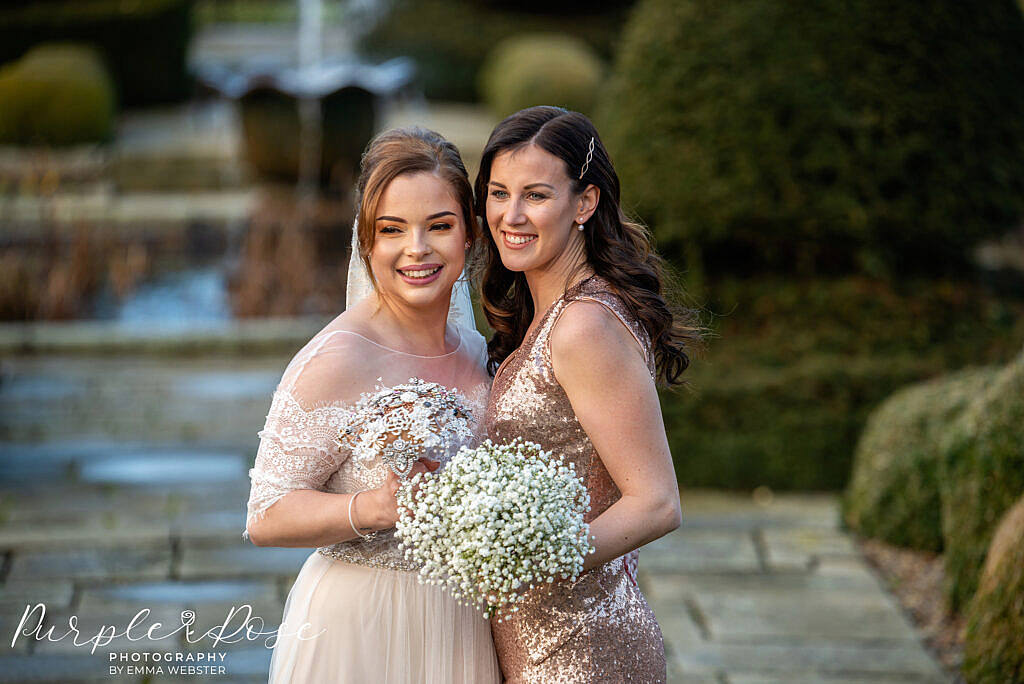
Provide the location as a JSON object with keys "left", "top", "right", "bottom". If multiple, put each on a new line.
{"left": 377, "top": 211, "right": 456, "bottom": 223}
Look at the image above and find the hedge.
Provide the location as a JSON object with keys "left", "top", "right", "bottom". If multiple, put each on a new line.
{"left": 662, "top": 277, "right": 1024, "bottom": 491}
{"left": 0, "top": 43, "right": 116, "bottom": 146}
{"left": 940, "top": 348, "right": 1024, "bottom": 611}
{"left": 963, "top": 495, "right": 1024, "bottom": 684}
{"left": 478, "top": 34, "right": 604, "bottom": 118}
{"left": 598, "top": 0, "right": 1024, "bottom": 277}
{"left": 358, "top": 0, "right": 626, "bottom": 102}
{"left": 842, "top": 367, "right": 998, "bottom": 551}
{"left": 0, "top": 0, "right": 194, "bottom": 107}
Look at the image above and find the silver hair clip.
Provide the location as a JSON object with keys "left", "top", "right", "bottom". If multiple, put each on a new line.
{"left": 579, "top": 137, "right": 595, "bottom": 179}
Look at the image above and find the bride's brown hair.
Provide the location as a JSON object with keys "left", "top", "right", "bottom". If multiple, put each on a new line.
{"left": 355, "top": 127, "right": 477, "bottom": 286}
{"left": 475, "top": 106, "right": 699, "bottom": 386}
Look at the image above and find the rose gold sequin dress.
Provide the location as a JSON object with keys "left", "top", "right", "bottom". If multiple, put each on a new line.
{"left": 483, "top": 275, "right": 667, "bottom": 684}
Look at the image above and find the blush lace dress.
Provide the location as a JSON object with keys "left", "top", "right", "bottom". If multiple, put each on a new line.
{"left": 245, "top": 322, "right": 501, "bottom": 684}
{"left": 483, "top": 275, "right": 667, "bottom": 683}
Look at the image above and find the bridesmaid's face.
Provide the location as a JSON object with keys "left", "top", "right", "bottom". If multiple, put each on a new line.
{"left": 486, "top": 144, "right": 588, "bottom": 277}
{"left": 369, "top": 172, "right": 468, "bottom": 310}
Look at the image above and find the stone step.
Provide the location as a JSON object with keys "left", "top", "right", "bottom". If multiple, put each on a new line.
{"left": 0, "top": 190, "right": 254, "bottom": 241}
{"left": 0, "top": 318, "right": 321, "bottom": 356}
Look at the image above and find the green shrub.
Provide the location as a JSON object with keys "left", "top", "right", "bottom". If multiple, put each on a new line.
{"left": 358, "top": 0, "right": 626, "bottom": 102}
{"left": 0, "top": 43, "right": 116, "bottom": 145}
{"left": 662, "top": 277, "right": 1024, "bottom": 491}
{"left": 0, "top": 0, "right": 193, "bottom": 107}
{"left": 598, "top": 0, "right": 1024, "bottom": 277}
{"left": 963, "top": 495, "right": 1024, "bottom": 683}
{"left": 842, "top": 367, "right": 998, "bottom": 551}
{"left": 940, "top": 349, "right": 1024, "bottom": 612}
{"left": 478, "top": 34, "right": 604, "bottom": 118}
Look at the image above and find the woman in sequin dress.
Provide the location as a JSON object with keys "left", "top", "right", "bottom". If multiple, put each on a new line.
{"left": 243, "top": 128, "right": 500, "bottom": 683}
{"left": 476, "top": 106, "right": 699, "bottom": 683}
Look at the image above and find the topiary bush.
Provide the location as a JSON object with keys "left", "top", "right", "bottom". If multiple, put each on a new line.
{"left": 478, "top": 34, "right": 604, "bottom": 118}
{"left": 842, "top": 367, "right": 998, "bottom": 551}
{"left": 598, "top": 0, "right": 1024, "bottom": 277}
{"left": 662, "top": 277, "right": 1024, "bottom": 491}
{"left": 0, "top": 0, "right": 193, "bottom": 107}
{"left": 963, "top": 494, "right": 1024, "bottom": 683}
{"left": 0, "top": 43, "right": 116, "bottom": 145}
{"left": 940, "top": 348, "right": 1024, "bottom": 612}
{"left": 358, "top": 0, "right": 626, "bottom": 102}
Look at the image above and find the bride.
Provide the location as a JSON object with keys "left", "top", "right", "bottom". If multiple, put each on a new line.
{"left": 244, "top": 127, "right": 501, "bottom": 683}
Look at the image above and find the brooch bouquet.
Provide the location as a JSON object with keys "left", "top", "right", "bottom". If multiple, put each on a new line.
{"left": 395, "top": 438, "right": 594, "bottom": 619}
{"left": 336, "top": 377, "right": 473, "bottom": 478}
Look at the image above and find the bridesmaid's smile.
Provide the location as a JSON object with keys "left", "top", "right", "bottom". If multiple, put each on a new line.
{"left": 486, "top": 144, "right": 586, "bottom": 277}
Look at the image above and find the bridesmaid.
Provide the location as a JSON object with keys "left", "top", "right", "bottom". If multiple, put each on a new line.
{"left": 477, "top": 106, "right": 697, "bottom": 682}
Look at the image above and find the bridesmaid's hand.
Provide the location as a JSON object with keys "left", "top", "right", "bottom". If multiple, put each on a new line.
{"left": 365, "top": 458, "right": 440, "bottom": 529}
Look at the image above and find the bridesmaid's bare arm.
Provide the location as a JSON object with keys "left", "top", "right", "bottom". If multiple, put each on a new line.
{"left": 550, "top": 300, "right": 682, "bottom": 573}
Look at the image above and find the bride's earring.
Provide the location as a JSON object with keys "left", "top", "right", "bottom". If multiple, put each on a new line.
{"left": 577, "top": 220, "right": 585, "bottom": 231}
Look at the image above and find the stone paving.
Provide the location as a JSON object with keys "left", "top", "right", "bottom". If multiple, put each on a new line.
{"left": 0, "top": 353, "right": 950, "bottom": 683}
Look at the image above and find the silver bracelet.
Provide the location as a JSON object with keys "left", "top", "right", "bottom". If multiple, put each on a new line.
{"left": 348, "top": 490, "right": 376, "bottom": 541}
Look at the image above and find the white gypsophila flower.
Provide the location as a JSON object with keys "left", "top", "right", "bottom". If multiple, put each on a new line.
{"left": 394, "top": 438, "right": 594, "bottom": 620}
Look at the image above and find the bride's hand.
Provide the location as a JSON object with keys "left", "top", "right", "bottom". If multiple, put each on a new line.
{"left": 364, "top": 458, "right": 440, "bottom": 529}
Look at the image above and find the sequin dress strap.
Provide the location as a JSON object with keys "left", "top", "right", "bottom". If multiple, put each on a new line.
{"left": 540, "top": 276, "right": 656, "bottom": 379}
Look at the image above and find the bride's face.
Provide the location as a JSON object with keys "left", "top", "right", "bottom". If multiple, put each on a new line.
{"left": 369, "top": 171, "right": 467, "bottom": 310}
{"left": 486, "top": 144, "right": 584, "bottom": 276}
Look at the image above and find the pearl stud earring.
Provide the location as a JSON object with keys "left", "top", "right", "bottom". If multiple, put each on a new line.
{"left": 577, "top": 221, "right": 585, "bottom": 231}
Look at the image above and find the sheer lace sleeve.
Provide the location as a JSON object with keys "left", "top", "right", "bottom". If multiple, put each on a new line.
{"left": 245, "top": 391, "right": 354, "bottom": 529}
{"left": 244, "top": 337, "right": 361, "bottom": 536}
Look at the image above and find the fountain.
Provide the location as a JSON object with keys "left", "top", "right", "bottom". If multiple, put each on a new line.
{"left": 191, "top": 0, "right": 414, "bottom": 319}
{"left": 196, "top": 0, "right": 413, "bottom": 189}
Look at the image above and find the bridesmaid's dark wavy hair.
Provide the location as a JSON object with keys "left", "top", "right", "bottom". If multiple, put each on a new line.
{"left": 475, "top": 106, "right": 699, "bottom": 386}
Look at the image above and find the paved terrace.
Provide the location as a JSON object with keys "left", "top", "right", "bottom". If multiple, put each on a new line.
{"left": 0, "top": 344, "right": 948, "bottom": 683}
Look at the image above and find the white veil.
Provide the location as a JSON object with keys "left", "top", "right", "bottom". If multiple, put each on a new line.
{"left": 345, "top": 220, "right": 479, "bottom": 337}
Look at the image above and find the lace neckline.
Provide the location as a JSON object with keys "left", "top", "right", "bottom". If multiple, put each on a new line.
{"left": 326, "top": 326, "right": 464, "bottom": 359}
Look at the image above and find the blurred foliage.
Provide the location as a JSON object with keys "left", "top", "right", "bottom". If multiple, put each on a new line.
{"left": 661, "top": 277, "right": 1024, "bottom": 490}
{"left": 358, "top": 0, "right": 628, "bottom": 102}
{"left": 473, "top": 0, "right": 633, "bottom": 11}
{"left": 940, "top": 348, "right": 1024, "bottom": 612}
{"left": 842, "top": 367, "right": 998, "bottom": 552}
{"left": 0, "top": 0, "right": 194, "bottom": 107}
{"left": 478, "top": 34, "right": 604, "bottom": 118}
{"left": 228, "top": 187, "right": 353, "bottom": 318}
{"left": 0, "top": 224, "right": 132, "bottom": 320}
{"left": 964, "top": 495, "right": 1024, "bottom": 684}
{"left": 0, "top": 43, "right": 116, "bottom": 146}
{"left": 599, "top": 0, "right": 1024, "bottom": 278}
{"left": 194, "top": 0, "right": 297, "bottom": 23}
{"left": 191, "top": 0, "right": 350, "bottom": 24}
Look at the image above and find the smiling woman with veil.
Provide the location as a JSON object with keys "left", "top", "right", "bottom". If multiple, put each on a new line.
{"left": 243, "top": 128, "right": 500, "bottom": 683}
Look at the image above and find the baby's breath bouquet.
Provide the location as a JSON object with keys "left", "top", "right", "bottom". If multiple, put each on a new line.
{"left": 395, "top": 438, "right": 594, "bottom": 619}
